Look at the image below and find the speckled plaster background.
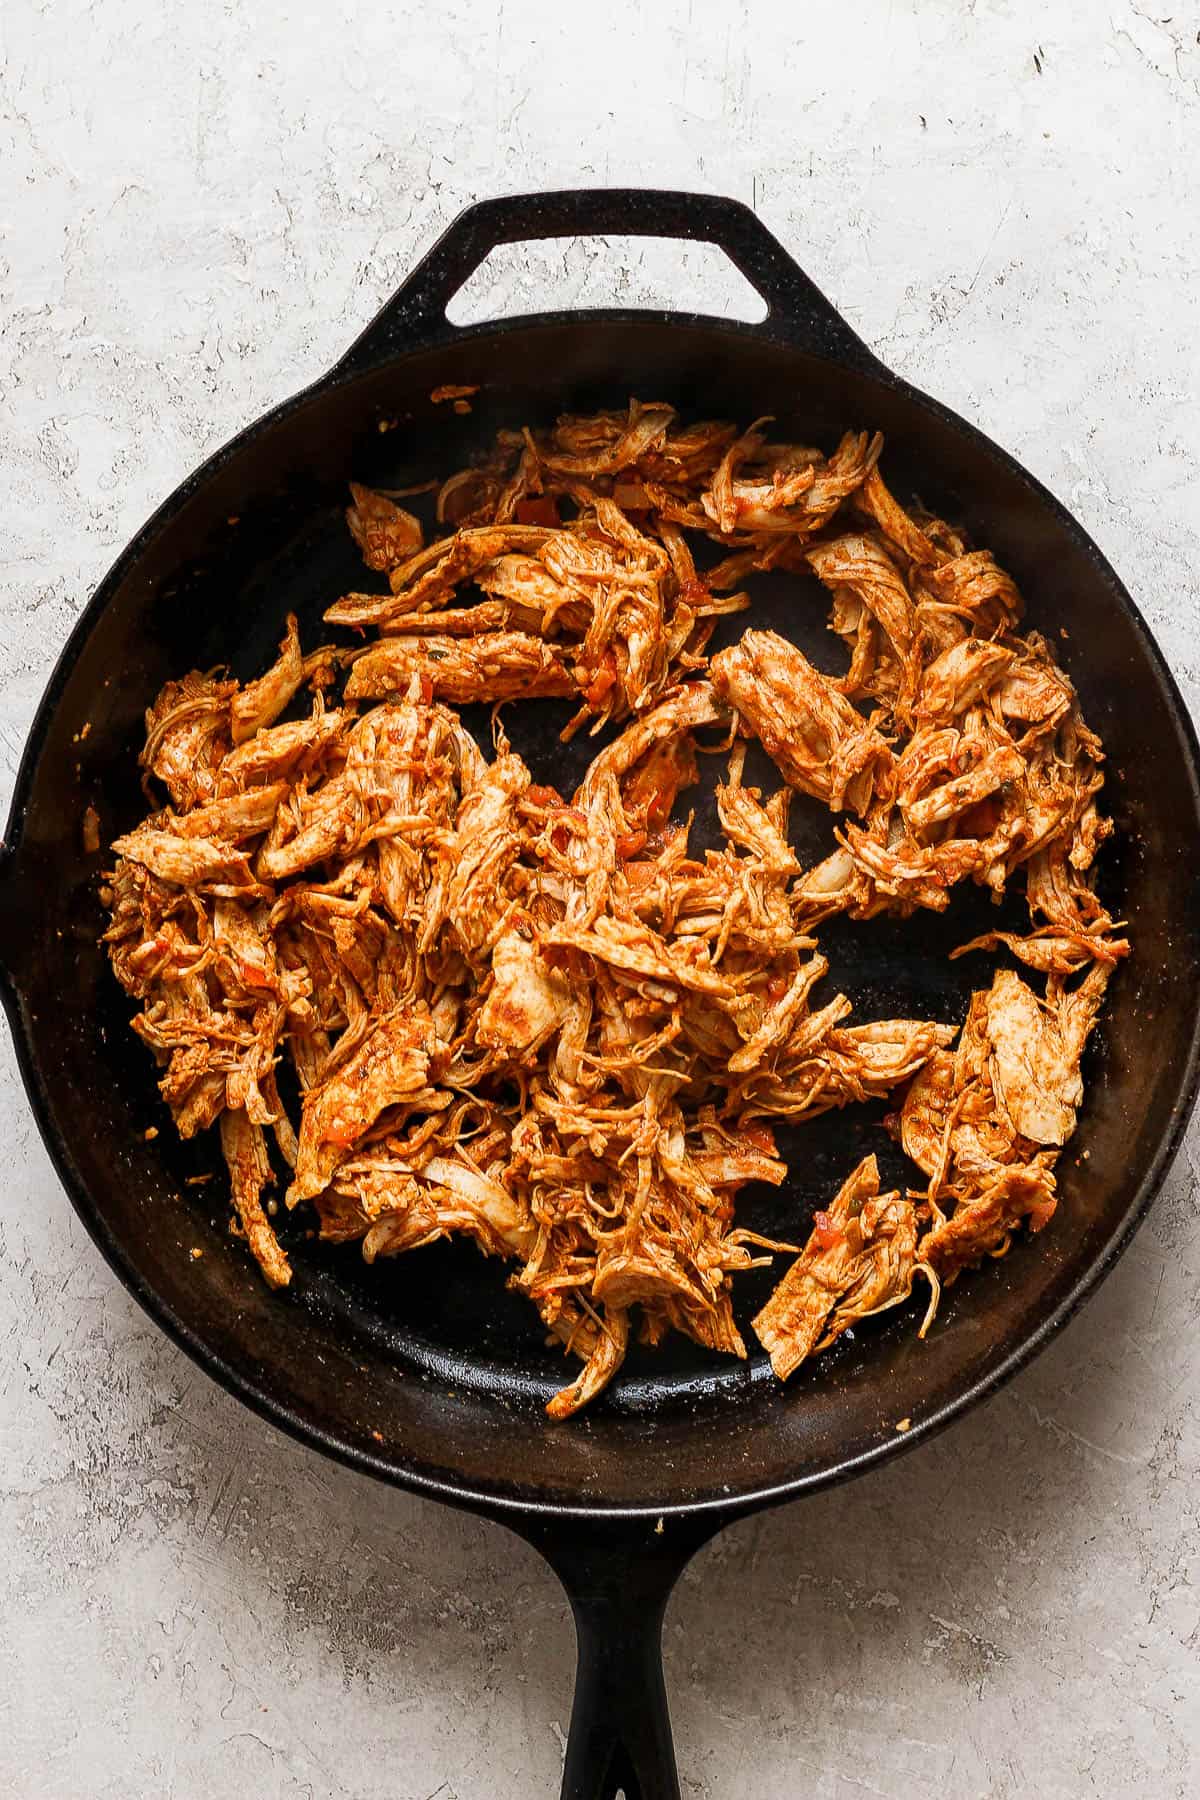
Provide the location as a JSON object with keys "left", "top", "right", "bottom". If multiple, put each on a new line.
{"left": 2, "top": 4, "right": 1199, "bottom": 1796}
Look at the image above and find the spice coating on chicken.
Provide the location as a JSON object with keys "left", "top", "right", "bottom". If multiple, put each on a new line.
{"left": 102, "top": 406, "right": 1123, "bottom": 1416}
{"left": 711, "top": 630, "right": 893, "bottom": 815}
{"left": 753, "top": 1156, "right": 921, "bottom": 1380}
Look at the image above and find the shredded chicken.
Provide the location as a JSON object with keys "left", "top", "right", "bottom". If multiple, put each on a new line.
{"left": 753, "top": 1156, "right": 920, "bottom": 1379}
{"left": 102, "top": 408, "right": 1124, "bottom": 1416}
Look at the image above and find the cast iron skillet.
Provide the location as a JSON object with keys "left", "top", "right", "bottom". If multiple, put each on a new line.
{"left": 4, "top": 190, "right": 1199, "bottom": 1799}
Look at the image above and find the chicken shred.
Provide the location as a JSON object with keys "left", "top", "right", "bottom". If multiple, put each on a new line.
{"left": 102, "top": 406, "right": 1123, "bottom": 1415}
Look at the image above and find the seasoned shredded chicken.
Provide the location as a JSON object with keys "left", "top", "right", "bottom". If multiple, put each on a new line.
{"left": 103, "top": 404, "right": 1124, "bottom": 1415}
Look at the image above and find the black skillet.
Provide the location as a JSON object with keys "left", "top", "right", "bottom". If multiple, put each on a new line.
{"left": 4, "top": 190, "right": 1199, "bottom": 1799}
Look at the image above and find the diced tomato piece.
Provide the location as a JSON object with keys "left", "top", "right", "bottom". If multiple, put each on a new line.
{"left": 812, "top": 1210, "right": 843, "bottom": 1250}
{"left": 621, "top": 861, "right": 657, "bottom": 889}
{"left": 739, "top": 1121, "right": 776, "bottom": 1155}
{"left": 582, "top": 652, "right": 618, "bottom": 709}
{"left": 321, "top": 1118, "right": 359, "bottom": 1148}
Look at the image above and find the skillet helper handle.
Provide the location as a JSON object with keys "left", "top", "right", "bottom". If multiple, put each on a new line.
{"left": 523, "top": 1518, "right": 720, "bottom": 1800}
{"left": 337, "top": 187, "right": 880, "bottom": 373}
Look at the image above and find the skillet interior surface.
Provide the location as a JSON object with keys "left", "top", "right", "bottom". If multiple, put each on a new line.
{"left": 7, "top": 318, "right": 1198, "bottom": 1514}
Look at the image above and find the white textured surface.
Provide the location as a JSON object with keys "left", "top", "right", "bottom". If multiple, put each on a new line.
{"left": 3, "top": 4, "right": 1200, "bottom": 1796}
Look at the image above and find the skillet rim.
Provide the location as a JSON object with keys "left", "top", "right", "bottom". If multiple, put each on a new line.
{"left": 4, "top": 307, "right": 1199, "bottom": 1524}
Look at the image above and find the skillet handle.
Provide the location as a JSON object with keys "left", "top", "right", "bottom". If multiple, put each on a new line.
{"left": 520, "top": 1515, "right": 721, "bottom": 1800}
{"left": 337, "top": 188, "right": 881, "bottom": 374}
